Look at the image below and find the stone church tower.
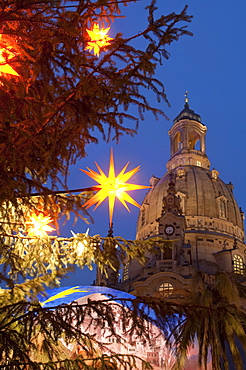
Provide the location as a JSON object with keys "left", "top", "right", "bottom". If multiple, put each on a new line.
{"left": 119, "top": 96, "right": 246, "bottom": 296}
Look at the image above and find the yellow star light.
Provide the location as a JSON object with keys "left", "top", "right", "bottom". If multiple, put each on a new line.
{"left": 27, "top": 213, "right": 55, "bottom": 237}
{"left": 71, "top": 229, "right": 90, "bottom": 257}
{"left": 0, "top": 35, "right": 19, "bottom": 77}
{"left": 85, "top": 23, "right": 113, "bottom": 56}
{"left": 80, "top": 149, "right": 151, "bottom": 227}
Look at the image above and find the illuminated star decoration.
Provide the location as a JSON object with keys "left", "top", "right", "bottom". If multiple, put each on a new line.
{"left": 0, "top": 35, "right": 19, "bottom": 77}
{"left": 80, "top": 149, "right": 151, "bottom": 227}
{"left": 85, "top": 23, "right": 113, "bottom": 56}
{"left": 71, "top": 228, "right": 90, "bottom": 257}
{"left": 27, "top": 212, "right": 55, "bottom": 237}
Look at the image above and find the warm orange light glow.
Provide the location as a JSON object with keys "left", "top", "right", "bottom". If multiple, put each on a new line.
{"left": 27, "top": 213, "right": 55, "bottom": 237}
{"left": 81, "top": 149, "right": 151, "bottom": 227}
{"left": 85, "top": 23, "right": 113, "bottom": 56}
{"left": 0, "top": 35, "right": 19, "bottom": 77}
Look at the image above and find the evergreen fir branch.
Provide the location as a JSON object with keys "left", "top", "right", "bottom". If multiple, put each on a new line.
{"left": 0, "top": 0, "right": 192, "bottom": 209}
{"left": 0, "top": 281, "right": 245, "bottom": 369}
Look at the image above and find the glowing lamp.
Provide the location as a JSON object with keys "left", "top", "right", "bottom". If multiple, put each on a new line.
{"left": 71, "top": 229, "right": 89, "bottom": 257}
{"left": 80, "top": 149, "right": 151, "bottom": 227}
{"left": 85, "top": 23, "right": 113, "bottom": 56}
{"left": 0, "top": 35, "right": 19, "bottom": 77}
{"left": 27, "top": 213, "right": 55, "bottom": 237}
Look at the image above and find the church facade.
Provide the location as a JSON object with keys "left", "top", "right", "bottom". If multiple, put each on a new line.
{"left": 119, "top": 98, "right": 246, "bottom": 296}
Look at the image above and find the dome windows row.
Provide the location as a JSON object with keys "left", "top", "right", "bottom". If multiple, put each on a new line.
{"left": 168, "top": 156, "right": 210, "bottom": 171}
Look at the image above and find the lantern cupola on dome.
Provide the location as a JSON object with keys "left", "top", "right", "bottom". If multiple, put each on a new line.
{"left": 167, "top": 92, "right": 210, "bottom": 171}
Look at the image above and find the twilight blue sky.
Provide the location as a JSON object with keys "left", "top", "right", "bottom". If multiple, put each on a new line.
{"left": 60, "top": 0, "right": 246, "bottom": 285}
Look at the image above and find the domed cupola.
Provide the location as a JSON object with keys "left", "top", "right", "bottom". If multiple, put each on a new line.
{"left": 173, "top": 95, "right": 202, "bottom": 124}
{"left": 136, "top": 94, "right": 245, "bottom": 247}
{"left": 167, "top": 92, "right": 210, "bottom": 171}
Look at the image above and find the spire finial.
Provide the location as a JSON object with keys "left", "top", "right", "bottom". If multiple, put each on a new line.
{"left": 107, "top": 223, "right": 114, "bottom": 237}
{"left": 184, "top": 91, "right": 189, "bottom": 108}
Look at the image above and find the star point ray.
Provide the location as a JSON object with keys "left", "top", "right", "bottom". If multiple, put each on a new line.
{"left": 0, "top": 35, "right": 19, "bottom": 77}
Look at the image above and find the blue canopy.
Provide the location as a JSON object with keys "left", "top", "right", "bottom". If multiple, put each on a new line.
{"left": 40, "top": 285, "right": 137, "bottom": 308}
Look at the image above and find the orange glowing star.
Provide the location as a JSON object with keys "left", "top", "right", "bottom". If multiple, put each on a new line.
{"left": 80, "top": 149, "right": 151, "bottom": 227}
{"left": 0, "top": 35, "right": 19, "bottom": 77}
{"left": 86, "top": 23, "right": 113, "bottom": 56}
{"left": 27, "top": 213, "right": 55, "bottom": 237}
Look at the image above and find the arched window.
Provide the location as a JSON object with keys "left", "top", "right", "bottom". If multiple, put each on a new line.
{"left": 194, "top": 139, "right": 201, "bottom": 151}
{"left": 233, "top": 255, "right": 244, "bottom": 275}
{"left": 189, "top": 130, "right": 200, "bottom": 150}
{"left": 173, "top": 132, "right": 182, "bottom": 153}
{"left": 219, "top": 198, "right": 227, "bottom": 218}
{"left": 158, "top": 282, "right": 173, "bottom": 297}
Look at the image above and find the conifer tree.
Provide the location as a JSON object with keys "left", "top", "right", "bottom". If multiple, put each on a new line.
{"left": 0, "top": 1, "right": 192, "bottom": 368}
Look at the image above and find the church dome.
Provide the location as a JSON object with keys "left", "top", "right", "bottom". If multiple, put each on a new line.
{"left": 136, "top": 98, "right": 245, "bottom": 244}
{"left": 137, "top": 166, "right": 245, "bottom": 242}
